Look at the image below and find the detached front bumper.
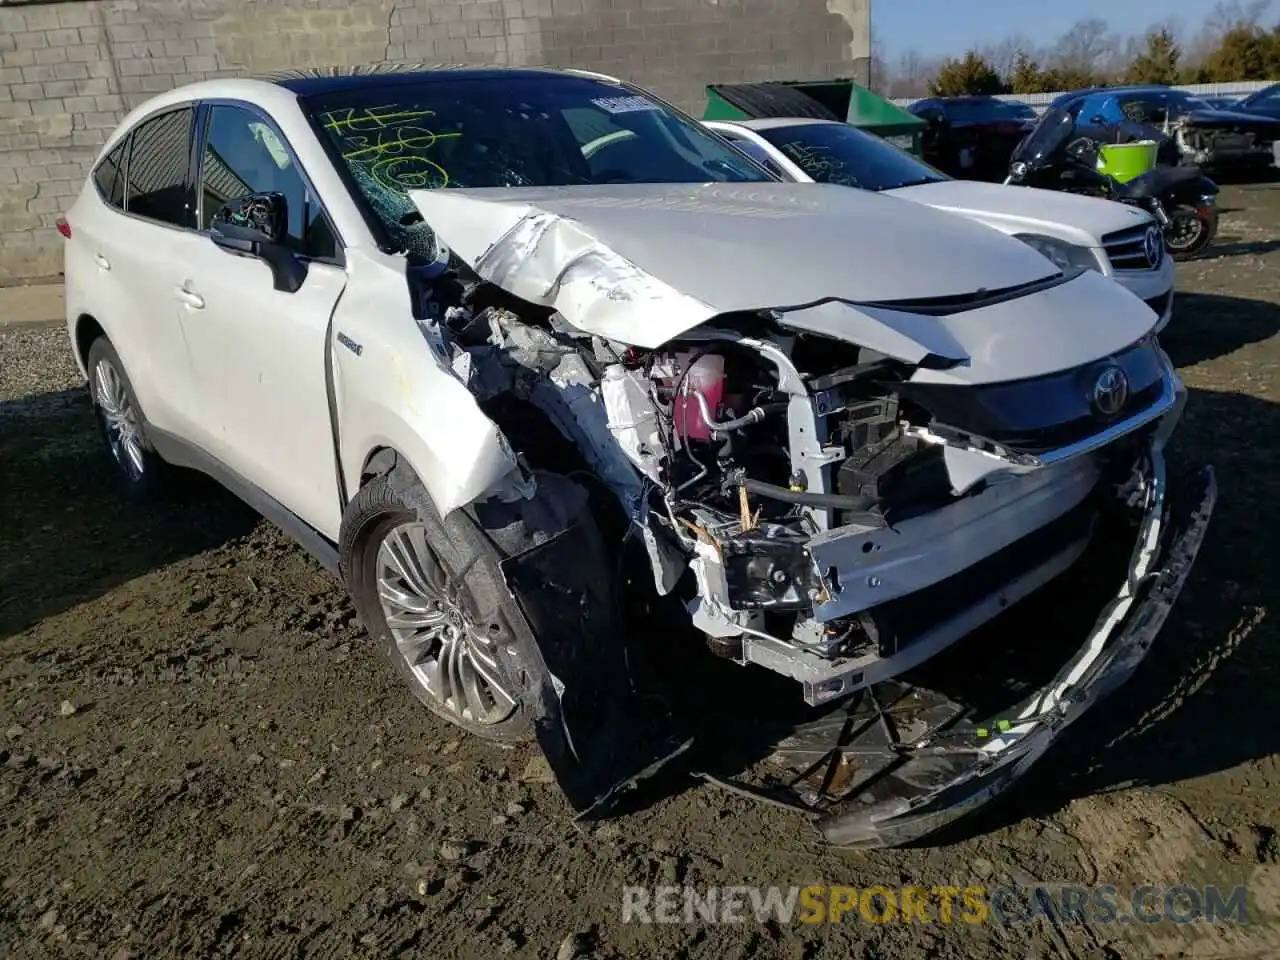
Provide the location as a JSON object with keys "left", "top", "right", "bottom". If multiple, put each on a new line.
{"left": 698, "top": 451, "right": 1215, "bottom": 849}
{"left": 827, "top": 457, "right": 1213, "bottom": 847}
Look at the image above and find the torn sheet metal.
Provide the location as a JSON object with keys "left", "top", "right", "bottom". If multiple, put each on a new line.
{"left": 600, "top": 364, "right": 665, "bottom": 484}
{"left": 407, "top": 182, "right": 1062, "bottom": 350}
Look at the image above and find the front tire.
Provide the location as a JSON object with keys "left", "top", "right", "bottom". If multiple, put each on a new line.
{"left": 1166, "top": 204, "right": 1218, "bottom": 261}
{"left": 339, "top": 470, "right": 539, "bottom": 742}
{"left": 85, "top": 336, "right": 169, "bottom": 502}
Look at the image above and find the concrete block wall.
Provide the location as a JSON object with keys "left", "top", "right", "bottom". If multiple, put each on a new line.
{"left": 0, "top": 0, "right": 870, "bottom": 283}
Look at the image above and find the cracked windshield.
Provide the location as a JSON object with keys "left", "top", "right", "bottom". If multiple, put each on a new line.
{"left": 308, "top": 75, "right": 768, "bottom": 258}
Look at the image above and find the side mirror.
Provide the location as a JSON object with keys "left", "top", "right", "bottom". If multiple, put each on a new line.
{"left": 209, "top": 192, "right": 307, "bottom": 294}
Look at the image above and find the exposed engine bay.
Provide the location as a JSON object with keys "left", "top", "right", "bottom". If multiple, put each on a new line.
{"left": 410, "top": 257, "right": 1181, "bottom": 707}
{"left": 1172, "top": 117, "right": 1277, "bottom": 166}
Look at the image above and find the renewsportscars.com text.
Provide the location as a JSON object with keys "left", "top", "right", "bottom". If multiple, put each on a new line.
{"left": 621, "top": 884, "right": 1250, "bottom": 926}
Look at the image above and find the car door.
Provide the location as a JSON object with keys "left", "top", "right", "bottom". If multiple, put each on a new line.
{"left": 75, "top": 105, "right": 208, "bottom": 437}
{"left": 177, "top": 100, "right": 348, "bottom": 538}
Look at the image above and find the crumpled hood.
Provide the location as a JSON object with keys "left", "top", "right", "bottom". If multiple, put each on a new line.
{"left": 409, "top": 182, "right": 1059, "bottom": 348}
{"left": 885, "top": 179, "right": 1154, "bottom": 246}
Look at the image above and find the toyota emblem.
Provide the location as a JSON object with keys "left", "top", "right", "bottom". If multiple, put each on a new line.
{"left": 1092, "top": 366, "right": 1130, "bottom": 418}
{"left": 1144, "top": 226, "right": 1163, "bottom": 268}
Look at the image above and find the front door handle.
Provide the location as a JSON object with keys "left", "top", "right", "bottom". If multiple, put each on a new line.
{"left": 175, "top": 287, "right": 205, "bottom": 310}
{"left": 93, "top": 253, "right": 110, "bottom": 271}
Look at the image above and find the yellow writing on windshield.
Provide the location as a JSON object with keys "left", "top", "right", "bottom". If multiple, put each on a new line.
{"left": 321, "top": 106, "right": 462, "bottom": 191}
{"left": 781, "top": 141, "right": 857, "bottom": 186}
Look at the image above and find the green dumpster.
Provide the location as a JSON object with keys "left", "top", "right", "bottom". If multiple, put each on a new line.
{"left": 703, "top": 80, "right": 928, "bottom": 156}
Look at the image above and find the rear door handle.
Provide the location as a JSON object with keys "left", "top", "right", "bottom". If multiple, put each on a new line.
{"left": 174, "top": 287, "right": 205, "bottom": 310}
{"left": 93, "top": 253, "right": 110, "bottom": 271}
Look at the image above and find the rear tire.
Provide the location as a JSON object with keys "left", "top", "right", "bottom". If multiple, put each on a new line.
{"left": 1166, "top": 204, "right": 1218, "bottom": 261}
{"left": 339, "top": 468, "right": 540, "bottom": 742}
{"left": 85, "top": 336, "right": 169, "bottom": 502}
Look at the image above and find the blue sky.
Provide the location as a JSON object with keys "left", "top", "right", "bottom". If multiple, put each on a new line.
{"left": 874, "top": 0, "right": 1225, "bottom": 57}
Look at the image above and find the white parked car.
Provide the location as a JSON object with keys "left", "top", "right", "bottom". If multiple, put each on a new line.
{"left": 61, "top": 67, "right": 1213, "bottom": 848}
{"left": 703, "top": 118, "right": 1176, "bottom": 332}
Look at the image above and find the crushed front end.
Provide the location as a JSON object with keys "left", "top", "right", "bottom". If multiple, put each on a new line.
{"left": 1173, "top": 114, "right": 1280, "bottom": 169}
{"left": 597, "top": 318, "right": 1194, "bottom": 706}
{"left": 602, "top": 314, "right": 1214, "bottom": 847}
{"left": 407, "top": 184, "right": 1214, "bottom": 847}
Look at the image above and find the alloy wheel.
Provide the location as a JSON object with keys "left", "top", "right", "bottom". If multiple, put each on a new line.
{"left": 93, "top": 358, "right": 145, "bottom": 481}
{"left": 375, "top": 522, "right": 518, "bottom": 726}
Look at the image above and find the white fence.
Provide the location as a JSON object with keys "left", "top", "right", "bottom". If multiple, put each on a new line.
{"left": 892, "top": 81, "right": 1274, "bottom": 114}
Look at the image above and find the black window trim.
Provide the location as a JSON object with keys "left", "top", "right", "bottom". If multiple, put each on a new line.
{"left": 193, "top": 97, "right": 347, "bottom": 269}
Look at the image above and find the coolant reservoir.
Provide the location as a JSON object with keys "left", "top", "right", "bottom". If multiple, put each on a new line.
{"left": 673, "top": 352, "right": 725, "bottom": 443}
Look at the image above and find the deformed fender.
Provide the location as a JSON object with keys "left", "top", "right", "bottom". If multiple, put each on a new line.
{"left": 329, "top": 250, "right": 531, "bottom": 515}
{"left": 391, "top": 466, "right": 689, "bottom": 811}
{"left": 339, "top": 392, "right": 527, "bottom": 515}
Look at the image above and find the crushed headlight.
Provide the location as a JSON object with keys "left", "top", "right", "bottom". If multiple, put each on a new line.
{"left": 1014, "top": 233, "right": 1102, "bottom": 273}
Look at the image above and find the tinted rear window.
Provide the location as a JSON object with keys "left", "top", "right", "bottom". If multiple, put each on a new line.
{"left": 945, "top": 100, "right": 1036, "bottom": 122}
{"left": 93, "top": 140, "right": 128, "bottom": 209}
{"left": 124, "top": 107, "right": 196, "bottom": 228}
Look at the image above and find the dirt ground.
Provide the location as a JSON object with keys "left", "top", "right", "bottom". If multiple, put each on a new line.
{"left": 2, "top": 186, "right": 1279, "bottom": 960}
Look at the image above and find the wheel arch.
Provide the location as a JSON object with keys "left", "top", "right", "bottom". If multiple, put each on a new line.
{"left": 339, "top": 397, "right": 530, "bottom": 522}
{"left": 72, "top": 313, "right": 106, "bottom": 379}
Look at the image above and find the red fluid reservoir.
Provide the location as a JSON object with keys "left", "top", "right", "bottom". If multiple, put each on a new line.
{"left": 673, "top": 353, "right": 725, "bottom": 443}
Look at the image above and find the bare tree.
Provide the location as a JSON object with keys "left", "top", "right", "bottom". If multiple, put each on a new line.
{"left": 1050, "top": 17, "right": 1120, "bottom": 78}
{"left": 1207, "top": 0, "right": 1272, "bottom": 33}
{"left": 1185, "top": 1, "right": 1270, "bottom": 66}
{"left": 887, "top": 48, "right": 940, "bottom": 98}
{"left": 978, "top": 33, "right": 1037, "bottom": 83}
{"left": 868, "top": 40, "right": 890, "bottom": 94}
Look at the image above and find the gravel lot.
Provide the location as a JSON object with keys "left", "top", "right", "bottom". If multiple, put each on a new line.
{"left": 2, "top": 185, "right": 1279, "bottom": 959}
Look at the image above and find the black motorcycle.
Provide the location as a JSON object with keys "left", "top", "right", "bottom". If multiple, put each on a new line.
{"left": 1004, "top": 107, "right": 1220, "bottom": 261}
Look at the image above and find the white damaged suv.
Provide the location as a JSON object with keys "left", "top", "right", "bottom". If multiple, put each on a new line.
{"left": 704, "top": 117, "right": 1176, "bottom": 332}
{"left": 62, "top": 67, "right": 1214, "bottom": 848}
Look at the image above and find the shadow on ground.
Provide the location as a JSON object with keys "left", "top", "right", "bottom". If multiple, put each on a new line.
{"left": 1161, "top": 291, "right": 1280, "bottom": 367}
{"left": 1204, "top": 239, "right": 1280, "bottom": 260}
{"left": 0, "top": 387, "right": 258, "bottom": 638}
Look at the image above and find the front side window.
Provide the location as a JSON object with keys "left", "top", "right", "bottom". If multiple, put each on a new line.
{"left": 93, "top": 139, "right": 128, "bottom": 210}
{"left": 1076, "top": 94, "right": 1121, "bottom": 124}
{"left": 305, "top": 74, "right": 767, "bottom": 258}
{"left": 198, "top": 104, "right": 337, "bottom": 260}
{"left": 756, "top": 123, "right": 948, "bottom": 191}
{"left": 124, "top": 107, "right": 196, "bottom": 228}
{"left": 1117, "top": 97, "right": 1155, "bottom": 123}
